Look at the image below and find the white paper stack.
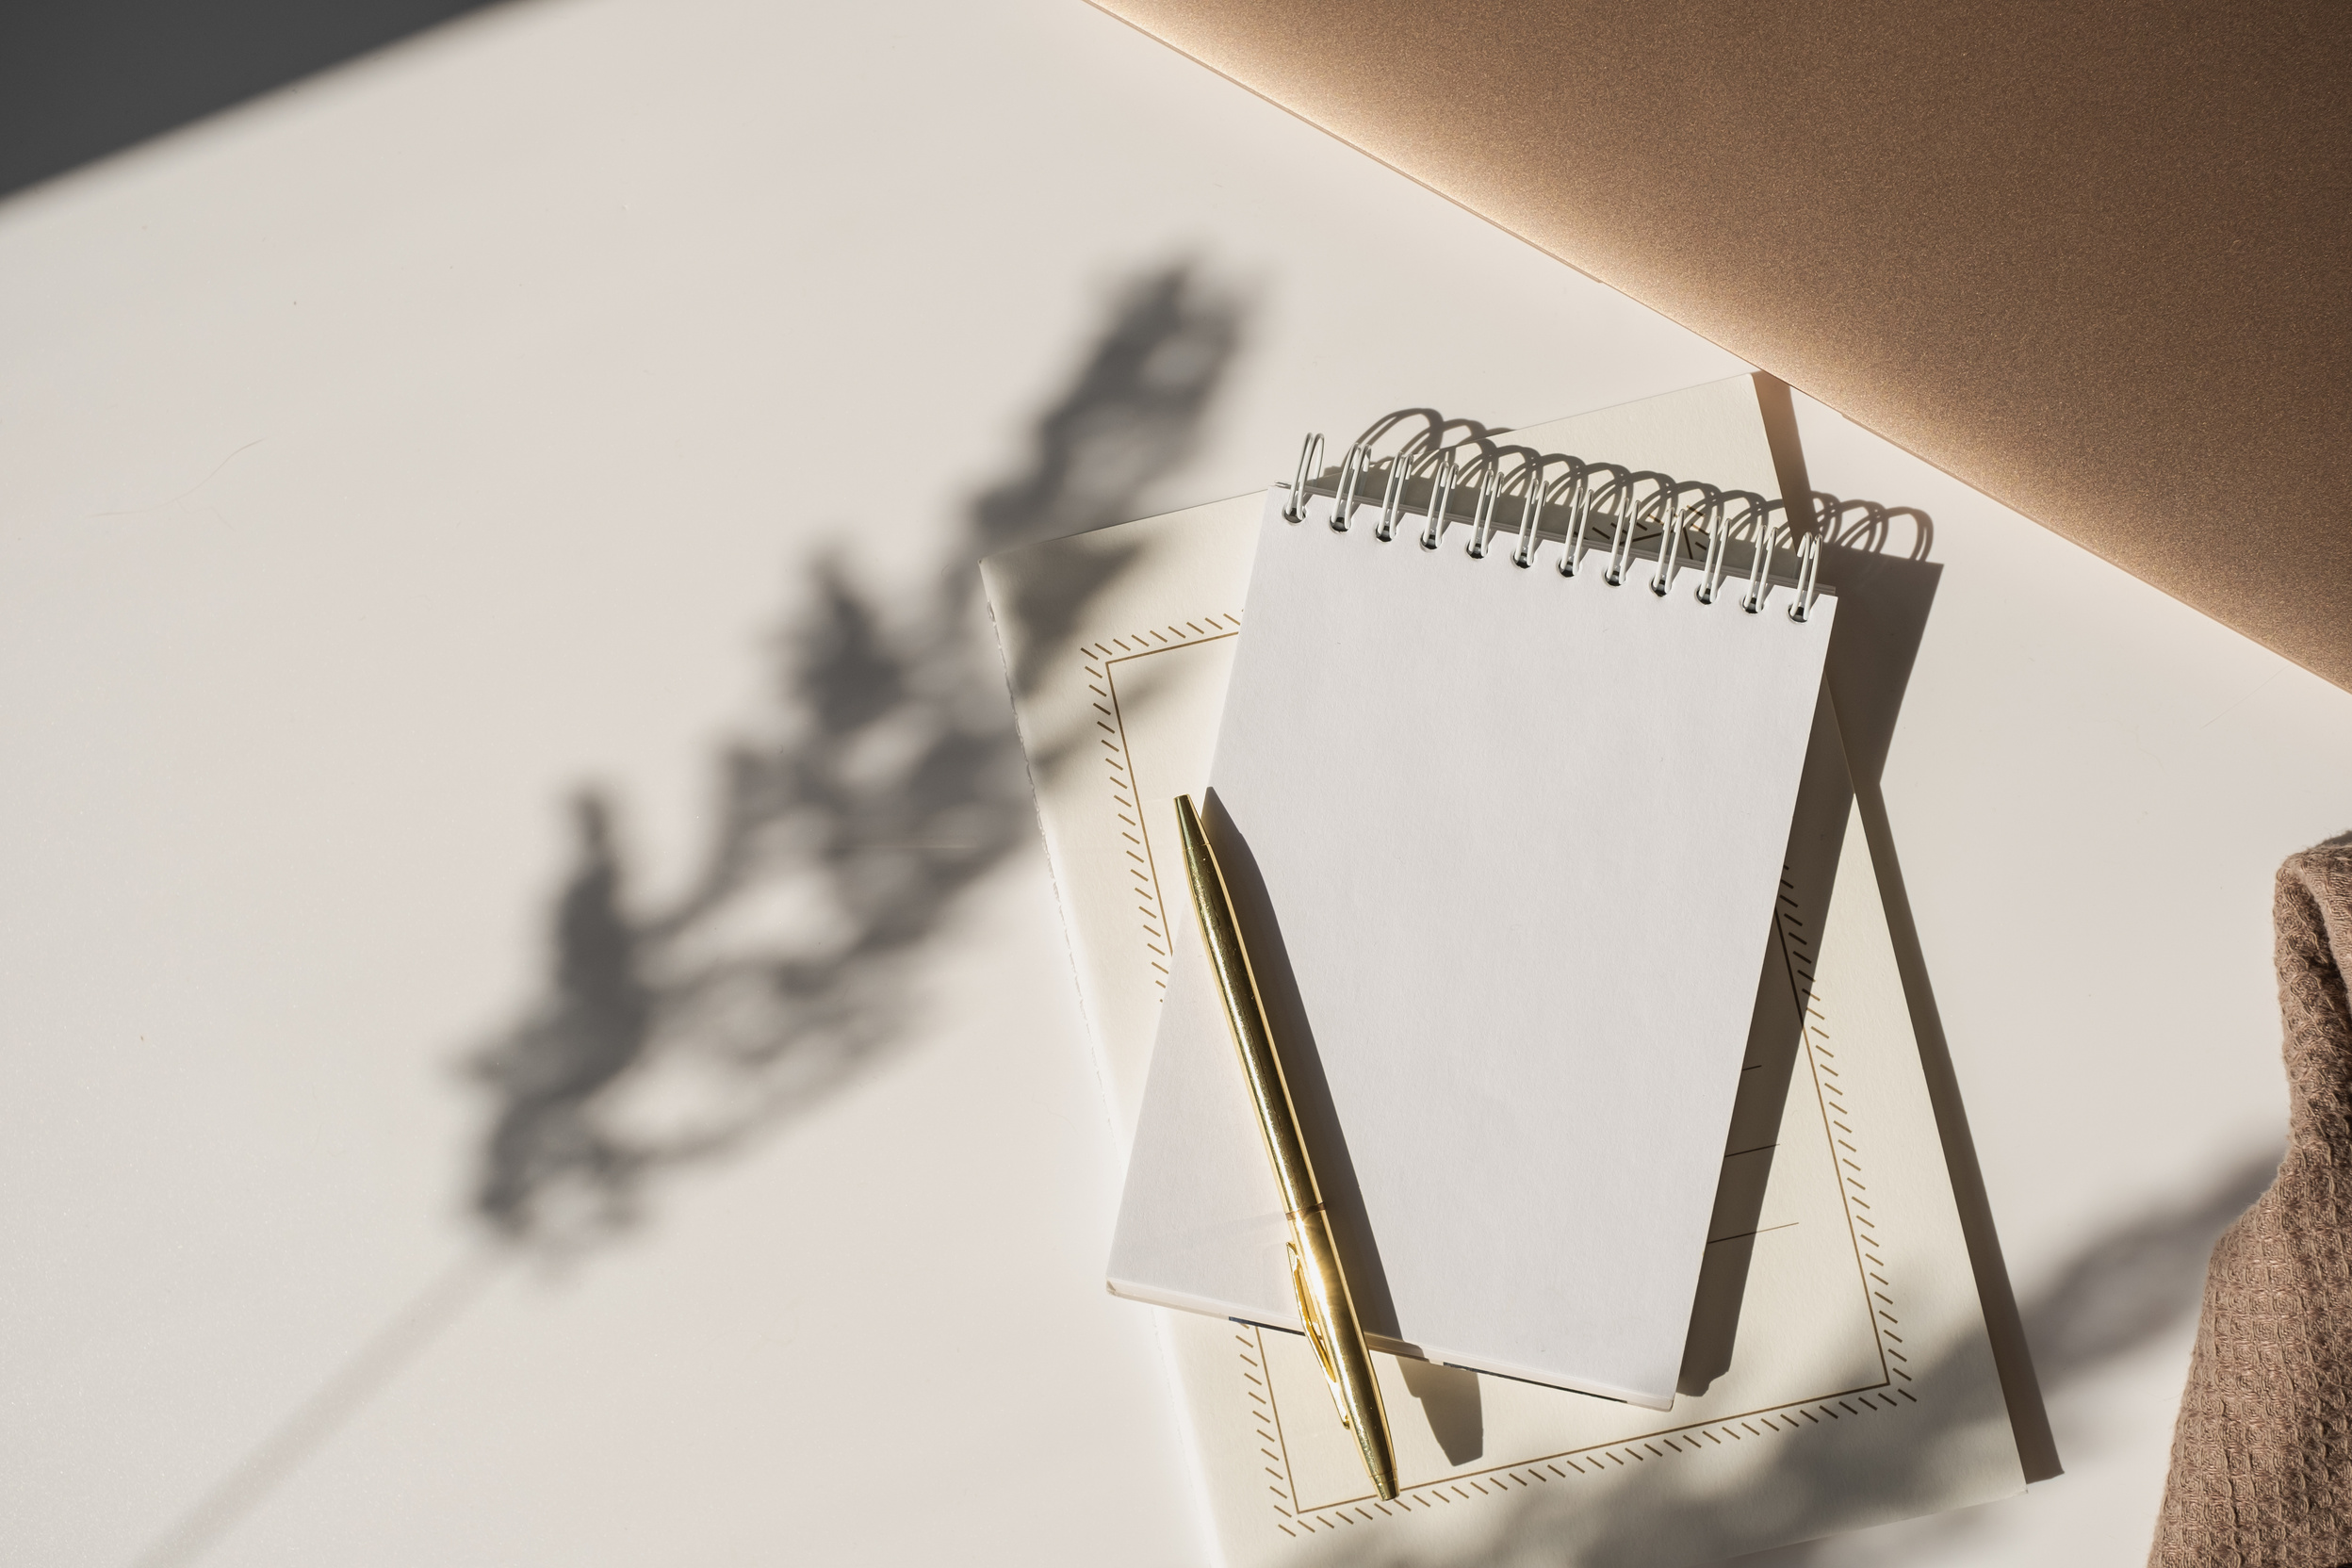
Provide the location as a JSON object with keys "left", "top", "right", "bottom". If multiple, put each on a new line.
{"left": 1108, "top": 433, "right": 1834, "bottom": 1407}
{"left": 982, "top": 376, "right": 2030, "bottom": 1565}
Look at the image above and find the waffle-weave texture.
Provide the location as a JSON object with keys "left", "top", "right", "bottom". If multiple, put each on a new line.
{"left": 2152, "top": 842, "right": 2352, "bottom": 1566}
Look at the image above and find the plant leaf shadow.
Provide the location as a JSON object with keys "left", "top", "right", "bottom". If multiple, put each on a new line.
{"left": 464, "top": 263, "right": 1245, "bottom": 1250}
{"left": 128, "top": 263, "right": 1249, "bottom": 1568}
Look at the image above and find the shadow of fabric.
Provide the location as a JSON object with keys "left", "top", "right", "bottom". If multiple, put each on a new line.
{"left": 466, "top": 264, "right": 1244, "bottom": 1248}
{"left": 2021, "top": 1147, "right": 2281, "bottom": 1388}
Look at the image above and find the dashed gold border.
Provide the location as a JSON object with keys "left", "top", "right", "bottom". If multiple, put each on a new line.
{"left": 1080, "top": 613, "right": 1244, "bottom": 992}
{"left": 1775, "top": 871, "right": 1907, "bottom": 1384}
{"left": 1258, "top": 865, "right": 1918, "bottom": 1529}
{"left": 1261, "top": 1332, "right": 1921, "bottom": 1538}
{"left": 1092, "top": 595, "right": 1920, "bottom": 1536}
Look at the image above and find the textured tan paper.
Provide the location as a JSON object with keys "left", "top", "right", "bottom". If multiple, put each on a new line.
{"left": 1084, "top": 0, "right": 2352, "bottom": 691}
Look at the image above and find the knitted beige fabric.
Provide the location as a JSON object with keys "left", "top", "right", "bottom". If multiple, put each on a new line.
{"left": 2151, "top": 841, "right": 2352, "bottom": 1567}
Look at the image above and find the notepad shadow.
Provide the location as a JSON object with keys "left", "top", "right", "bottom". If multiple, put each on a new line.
{"left": 1675, "top": 683, "right": 1846, "bottom": 1397}
{"left": 1675, "top": 1013, "right": 1802, "bottom": 1396}
{"left": 1674, "top": 533, "right": 1952, "bottom": 1396}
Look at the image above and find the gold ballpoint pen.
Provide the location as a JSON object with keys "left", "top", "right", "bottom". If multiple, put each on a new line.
{"left": 1173, "top": 794, "right": 1398, "bottom": 1502}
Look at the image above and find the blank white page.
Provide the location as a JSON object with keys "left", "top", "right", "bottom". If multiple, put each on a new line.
{"left": 1111, "top": 481, "right": 1837, "bottom": 1408}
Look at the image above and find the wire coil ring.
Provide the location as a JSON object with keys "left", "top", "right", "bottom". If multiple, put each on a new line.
{"left": 1331, "top": 441, "right": 1374, "bottom": 532}
{"left": 1788, "top": 531, "right": 1823, "bottom": 623}
{"left": 1418, "top": 450, "right": 1458, "bottom": 550}
{"left": 1286, "top": 433, "right": 1325, "bottom": 524}
{"left": 1511, "top": 455, "right": 1573, "bottom": 568}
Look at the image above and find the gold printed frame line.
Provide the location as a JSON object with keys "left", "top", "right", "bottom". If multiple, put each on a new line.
{"left": 1257, "top": 887, "right": 1920, "bottom": 1522}
{"left": 1251, "top": 1320, "right": 1923, "bottom": 1528}
{"left": 1778, "top": 878, "right": 1907, "bottom": 1388}
{"left": 1236, "top": 1328, "right": 1307, "bottom": 1525}
{"left": 1083, "top": 614, "right": 1243, "bottom": 990}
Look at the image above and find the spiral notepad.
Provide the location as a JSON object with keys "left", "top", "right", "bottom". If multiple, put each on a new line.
{"left": 1108, "top": 411, "right": 1839, "bottom": 1409}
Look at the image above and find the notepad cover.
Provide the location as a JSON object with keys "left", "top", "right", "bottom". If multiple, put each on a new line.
{"left": 1107, "top": 437, "right": 1836, "bottom": 1409}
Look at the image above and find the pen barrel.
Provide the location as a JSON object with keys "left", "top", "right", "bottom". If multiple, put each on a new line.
{"left": 1290, "top": 1202, "right": 1399, "bottom": 1500}
{"left": 1176, "top": 800, "right": 1321, "bottom": 1213}
{"left": 1174, "top": 795, "right": 1396, "bottom": 1502}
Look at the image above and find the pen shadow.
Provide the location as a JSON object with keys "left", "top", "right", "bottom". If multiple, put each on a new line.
{"left": 1197, "top": 787, "right": 1402, "bottom": 1343}
{"left": 1397, "top": 1357, "right": 1486, "bottom": 1467}
{"left": 464, "top": 263, "right": 1246, "bottom": 1250}
{"left": 1195, "top": 792, "right": 1444, "bottom": 1398}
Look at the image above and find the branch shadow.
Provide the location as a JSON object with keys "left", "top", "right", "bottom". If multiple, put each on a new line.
{"left": 463, "top": 263, "right": 1245, "bottom": 1250}
{"left": 127, "top": 262, "right": 1248, "bottom": 1568}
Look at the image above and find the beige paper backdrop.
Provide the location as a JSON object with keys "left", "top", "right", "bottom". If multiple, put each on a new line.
{"left": 1086, "top": 0, "right": 2352, "bottom": 691}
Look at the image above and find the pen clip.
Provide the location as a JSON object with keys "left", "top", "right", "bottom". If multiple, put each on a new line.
{"left": 1288, "top": 1240, "right": 1351, "bottom": 1430}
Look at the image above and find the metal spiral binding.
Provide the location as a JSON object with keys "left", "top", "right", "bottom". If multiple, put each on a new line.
{"left": 1331, "top": 441, "right": 1373, "bottom": 531}
{"left": 1775, "top": 493, "right": 1833, "bottom": 621}
{"left": 1376, "top": 451, "right": 1413, "bottom": 539}
{"left": 1283, "top": 416, "right": 1835, "bottom": 621}
{"left": 1642, "top": 489, "right": 1682, "bottom": 595}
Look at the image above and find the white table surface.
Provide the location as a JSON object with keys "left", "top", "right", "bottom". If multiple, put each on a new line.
{"left": 5, "top": 1, "right": 2347, "bottom": 1563}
